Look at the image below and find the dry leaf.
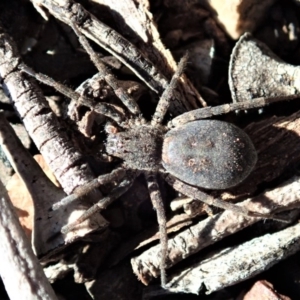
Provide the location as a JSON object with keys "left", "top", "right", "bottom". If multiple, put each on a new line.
{"left": 6, "top": 154, "right": 59, "bottom": 237}
{"left": 208, "top": 0, "right": 277, "bottom": 39}
{"left": 229, "top": 33, "right": 300, "bottom": 102}
{"left": 243, "top": 280, "right": 291, "bottom": 300}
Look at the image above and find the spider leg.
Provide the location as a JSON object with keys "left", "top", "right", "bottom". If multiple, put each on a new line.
{"left": 19, "top": 64, "right": 127, "bottom": 126}
{"left": 70, "top": 22, "right": 144, "bottom": 118}
{"left": 145, "top": 172, "right": 168, "bottom": 288}
{"left": 52, "top": 167, "right": 126, "bottom": 210}
{"left": 151, "top": 53, "right": 189, "bottom": 126}
{"left": 165, "top": 175, "right": 289, "bottom": 223}
{"left": 169, "top": 94, "right": 300, "bottom": 128}
{"left": 61, "top": 170, "right": 136, "bottom": 234}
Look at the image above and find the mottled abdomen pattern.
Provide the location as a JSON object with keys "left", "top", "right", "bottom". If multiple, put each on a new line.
{"left": 162, "top": 120, "right": 257, "bottom": 189}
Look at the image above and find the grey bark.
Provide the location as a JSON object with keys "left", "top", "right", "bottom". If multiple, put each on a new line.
{"left": 0, "top": 27, "right": 107, "bottom": 254}
{"left": 132, "top": 174, "right": 300, "bottom": 284}
{"left": 166, "top": 220, "right": 300, "bottom": 294}
{"left": 0, "top": 183, "right": 58, "bottom": 300}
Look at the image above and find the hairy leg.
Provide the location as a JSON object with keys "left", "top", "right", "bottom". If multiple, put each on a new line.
{"left": 151, "top": 53, "right": 189, "bottom": 126}
{"left": 165, "top": 175, "right": 289, "bottom": 223}
{"left": 61, "top": 170, "right": 136, "bottom": 234}
{"left": 145, "top": 172, "right": 168, "bottom": 287}
{"left": 169, "top": 94, "right": 300, "bottom": 128}
{"left": 20, "top": 64, "right": 127, "bottom": 126}
{"left": 52, "top": 167, "right": 126, "bottom": 210}
{"left": 71, "top": 22, "right": 143, "bottom": 117}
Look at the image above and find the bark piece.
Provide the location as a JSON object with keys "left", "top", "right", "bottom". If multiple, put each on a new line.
{"left": 0, "top": 114, "right": 106, "bottom": 257}
{"left": 0, "top": 181, "right": 58, "bottom": 300}
{"left": 6, "top": 172, "right": 35, "bottom": 238}
{"left": 44, "top": 261, "right": 74, "bottom": 284}
{"left": 6, "top": 154, "right": 59, "bottom": 238}
{"left": 229, "top": 33, "right": 300, "bottom": 103}
{"left": 231, "top": 110, "right": 300, "bottom": 197}
{"left": 0, "top": 25, "right": 106, "bottom": 249}
{"left": 166, "top": 221, "right": 300, "bottom": 294}
{"left": 131, "top": 174, "right": 300, "bottom": 285}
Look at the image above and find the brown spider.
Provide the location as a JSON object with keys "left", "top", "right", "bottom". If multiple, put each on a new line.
{"left": 20, "top": 23, "right": 290, "bottom": 288}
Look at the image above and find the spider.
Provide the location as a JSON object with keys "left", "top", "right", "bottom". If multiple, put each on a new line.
{"left": 20, "top": 23, "right": 292, "bottom": 287}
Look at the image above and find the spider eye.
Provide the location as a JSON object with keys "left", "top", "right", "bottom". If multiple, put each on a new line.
{"left": 162, "top": 120, "right": 257, "bottom": 190}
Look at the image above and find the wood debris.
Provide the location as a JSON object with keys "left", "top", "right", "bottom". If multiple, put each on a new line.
{"left": 0, "top": 182, "right": 57, "bottom": 300}
{"left": 1, "top": 0, "right": 300, "bottom": 299}
{"left": 166, "top": 219, "right": 300, "bottom": 294}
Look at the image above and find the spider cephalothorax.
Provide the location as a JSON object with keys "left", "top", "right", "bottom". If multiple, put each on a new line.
{"left": 106, "top": 124, "right": 166, "bottom": 172}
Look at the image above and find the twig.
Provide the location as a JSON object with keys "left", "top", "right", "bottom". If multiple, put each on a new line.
{"left": 0, "top": 113, "right": 107, "bottom": 256}
{"left": 29, "top": 0, "right": 204, "bottom": 114}
{"left": 0, "top": 24, "right": 106, "bottom": 243}
{"left": 166, "top": 219, "right": 300, "bottom": 295}
{"left": 0, "top": 27, "right": 97, "bottom": 194}
{"left": 0, "top": 181, "right": 58, "bottom": 300}
{"left": 91, "top": 0, "right": 205, "bottom": 108}
{"left": 131, "top": 175, "right": 300, "bottom": 284}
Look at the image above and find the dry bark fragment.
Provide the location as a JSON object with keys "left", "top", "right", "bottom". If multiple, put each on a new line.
{"left": 6, "top": 172, "right": 35, "bottom": 238}
{"left": 5, "top": 154, "right": 59, "bottom": 239}
{"left": 165, "top": 220, "right": 300, "bottom": 294}
{"left": 0, "top": 25, "right": 106, "bottom": 245}
{"left": 30, "top": 0, "right": 204, "bottom": 115}
{"left": 0, "top": 181, "right": 58, "bottom": 300}
{"left": 6, "top": 154, "right": 60, "bottom": 238}
{"left": 0, "top": 113, "right": 106, "bottom": 257}
{"left": 229, "top": 33, "right": 300, "bottom": 103}
{"left": 230, "top": 110, "right": 300, "bottom": 197}
{"left": 131, "top": 174, "right": 300, "bottom": 285}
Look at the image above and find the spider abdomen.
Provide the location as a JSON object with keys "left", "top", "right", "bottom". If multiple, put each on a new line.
{"left": 162, "top": 120, "right": 257, "bottom": 189}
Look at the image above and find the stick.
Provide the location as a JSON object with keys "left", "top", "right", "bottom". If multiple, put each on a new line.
{"left": 131, "top": 175, "right": 300, "bottom": 284}
{"left": 0, "top": 183, "right": 58, "bottom": 300}
{"left": 166, "top": 220, "right": 300, "bottom": 294}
